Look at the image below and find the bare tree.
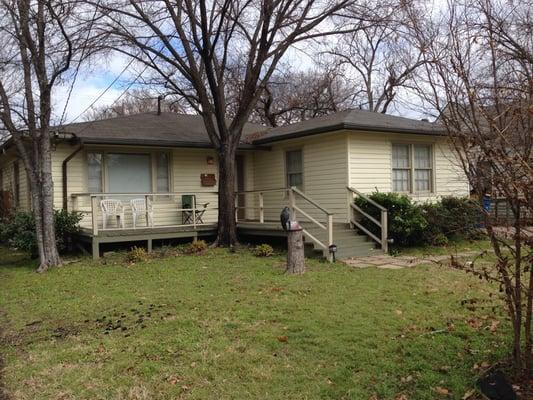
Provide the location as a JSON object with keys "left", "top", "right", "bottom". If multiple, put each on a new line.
{"left": 248, "top": 66, "right": 353, "bottom": 127}
{"left": 0, "top": 0, "right": 100, "bottom": 272}
{"left": 413, "top": 0, "right": 532, "bottom": 372}
{"left": 327, "top": 0, "right": 426, "bottom": 113}
{"left": 84, "top": 88, "right": 188, "bottom": 121}
{"left": 95, "top": 0, "right": 361, "bottom": 246}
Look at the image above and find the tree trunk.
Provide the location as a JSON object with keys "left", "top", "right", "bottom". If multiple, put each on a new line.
{"left": 215, "top": 145, "right": 238, "bottom": 246}
{"left": 286, "top": 229, "right": 305, "bottom": 274}
{"left": 37, "top": 135, "right": 61, "bottom": 271}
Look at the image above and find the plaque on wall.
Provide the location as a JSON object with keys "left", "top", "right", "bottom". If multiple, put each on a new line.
{"left": 201, "top": 173, "right": 216, "bottom": 187}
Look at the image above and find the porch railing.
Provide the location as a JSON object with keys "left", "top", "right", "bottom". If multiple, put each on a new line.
{"left": 347, "top": 186, "right": 388, "bottom": 253}
{"left": 235, "top": 187, "right": 334, "bottom": 258}
{"left": 70, "top": 192, "right": 219, "bottom": 236}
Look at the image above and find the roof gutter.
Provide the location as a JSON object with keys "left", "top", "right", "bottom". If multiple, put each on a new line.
{"left": 62, "top": 140, "right": 83, "bottom": 210}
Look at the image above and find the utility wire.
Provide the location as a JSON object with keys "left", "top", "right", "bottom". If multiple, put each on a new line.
{"left": 58, "top": 1, "right": 101, "bottom": 125}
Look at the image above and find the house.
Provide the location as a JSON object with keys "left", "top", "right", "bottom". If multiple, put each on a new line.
{"left": 0, "top": 109, "right": 469, "bottom": 260}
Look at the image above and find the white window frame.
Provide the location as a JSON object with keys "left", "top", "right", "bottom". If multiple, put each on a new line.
{"left": 285, "top": 148, "right": 304, "bottom": 190}
{"left": 391, "top": 143, "right": 434, "bottom": 194}
{"left": 86, "top": 149, "right": 172, "bottom": 194}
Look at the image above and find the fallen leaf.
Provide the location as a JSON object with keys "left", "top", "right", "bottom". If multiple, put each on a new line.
{"left": 277, "top": 335, "right": 288, "bottom": 342}
{"left": 400, "top": 375, "right": 414, "bottom": 383}
{"left": 467, "top": 318, "right": 482, "bottom": 329}
{"left": 395, "top": 309, "right": 403, "bottom": 316}
{"left": 462, "top": 389, "right": 475, "bottom": 399}
{"left": 394, "top": 394, "right": 408, "bottom": 400}
{"left": 489, "top": 320, "right": 500, "bottom": 332}
{"left": 434, "top": 386, "right": 450, "bottom": 396}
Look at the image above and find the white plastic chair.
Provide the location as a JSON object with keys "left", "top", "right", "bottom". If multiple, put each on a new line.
{"left": 130, "top": 198, "right": 154, "bottom": 229}
{"left": 100, "top": 199, "right": 125, "bottom": 229}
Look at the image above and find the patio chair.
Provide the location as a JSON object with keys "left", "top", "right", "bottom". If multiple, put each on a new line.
{"left": 100, "top": 199, "right": 125, "bottom": 229}
{"left": 182, "top": 195, "right": 209, "bottom": 224}
{"left": 130, "top": 198, "right": 154, "bottom": 229}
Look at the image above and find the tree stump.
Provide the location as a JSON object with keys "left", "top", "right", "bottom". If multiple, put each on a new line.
{"left": 286, "top": 228, "right": 305, "bottom": 274}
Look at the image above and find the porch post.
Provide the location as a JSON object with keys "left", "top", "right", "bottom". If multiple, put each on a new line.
{"left": 288, "top": 188, "right": 296, "bottom": 220}
{"left": 381, "top": 209, "right": 388, "bottom": 253}
{"left": 259, "top": 192, "right": 264, "bottom": 224}
{"left": 91, "top": 196, "right": 98, "bottom": 236}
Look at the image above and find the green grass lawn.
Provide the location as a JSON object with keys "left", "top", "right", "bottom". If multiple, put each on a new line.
{"left": 0, "top": 243, "right": 510, "bottom": 400}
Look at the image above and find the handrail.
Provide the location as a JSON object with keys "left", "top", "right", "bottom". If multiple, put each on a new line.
{"left": 71, "top": 191, "right": 218, "bottom": 198}
{"left": 346, "top": 186, "right": 386, "bottom": 211}
{"left": 235, "top": 186, "right": 335, "bottom": 261}
{"left": 346, "top": 187, "right": 388, "bottom": 253}
{"left": 291, "top": 186, "right": 333, "bottom": 215}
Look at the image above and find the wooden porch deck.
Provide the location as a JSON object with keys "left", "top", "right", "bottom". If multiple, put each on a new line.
{"left": 77, "top": 221, "right": 287, "bottom": 259}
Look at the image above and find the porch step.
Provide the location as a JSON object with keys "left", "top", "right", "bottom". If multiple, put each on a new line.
{"left": 301, "top": 222, "right": 383, "bottom": 259}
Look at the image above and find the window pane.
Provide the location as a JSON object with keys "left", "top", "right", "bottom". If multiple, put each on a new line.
{"left": 393, "top": 169, "right": 410, "bottom": 192}
{"left": 415, "top": 169, "right": 431, "bottom": 192}
{"left": 392, "top": 144, "right": 410, "bottom": 168}
{"left": 107, "top": 154, "right": 151, "bottom": 193}
{"left": 156, "top": 153, "right": 170, "bottom": 192}
{"left": 288, "top": 173, "right": 303, "bottom": 188}
{"left": 414, "top": 145, "right": 431, "bottom": 168}
{"left": 286, "top": 150, "right": 303, "bottom": 188}
{"left": 286, "top": 150, "right": 302, "bottom": 174}
{"left": 87, "top": 153, "right": 103, "bottom": 193}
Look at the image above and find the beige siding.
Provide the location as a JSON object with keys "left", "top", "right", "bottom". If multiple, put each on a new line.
{"left": 348, "top": 131, "right": 470, "bottom": 202}
{"left": 253, "top": 133, "right": 349, "bottom": 223}
{"left": 58, "top": 145, "right": 231, "bottom": 230}
{"left": 0, "top": 150, "right": 31, "bottom": 211}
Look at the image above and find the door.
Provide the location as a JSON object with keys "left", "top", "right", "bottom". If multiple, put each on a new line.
{"left": 236, "top": 155, "right": 245, "bottom": 220}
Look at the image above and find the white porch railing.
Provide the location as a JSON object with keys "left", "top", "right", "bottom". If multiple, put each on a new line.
{"left": 70, "top": 192, "right": 219, "bottom": 236}
{"left": 347, "top": 187, "right": 388, "bottom": 253}
{"left": 235, "top": 187, "right": 334, "bottom": 256}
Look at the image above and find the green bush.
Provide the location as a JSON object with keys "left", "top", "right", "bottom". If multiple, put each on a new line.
{"left": 421, "top": 197, "right": 481, "bottom": 242}
{"left": 353, "top": 193, "right": 483, "bottom": 249}
{"left": 253, "top": 243, "right": 274, "bottom": 257}
{"left": 354, "top": 192, "right": 427, "bottom": 247}
{"left": 0, "top": 210, "right": 82, "bottom": 256}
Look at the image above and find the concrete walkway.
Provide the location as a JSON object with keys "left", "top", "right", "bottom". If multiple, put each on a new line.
{"left": 342, "top": 252, "right": 479, "bottom": 269}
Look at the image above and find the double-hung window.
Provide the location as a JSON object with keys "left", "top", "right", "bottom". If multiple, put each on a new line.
{"left": 286, "top": 149, "right": 303, "bottom": 189}
{"left": 392, "top": 144, "right": 433, "bottom": 193}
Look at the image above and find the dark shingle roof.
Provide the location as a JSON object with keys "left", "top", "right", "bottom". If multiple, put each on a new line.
{"left": 58, "top": 112, "right": 266, "bottom": 148}
{"left": 251, "top": 109, "right": 445, "bottom": 144}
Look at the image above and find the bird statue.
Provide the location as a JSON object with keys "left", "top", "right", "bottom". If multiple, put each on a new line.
{"left": 280, "top": 207, "right": 291, "bottom": 231}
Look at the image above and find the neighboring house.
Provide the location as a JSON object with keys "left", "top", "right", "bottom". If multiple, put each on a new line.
{"left": 0, "top": 109, "right": 469, "bottom": 260}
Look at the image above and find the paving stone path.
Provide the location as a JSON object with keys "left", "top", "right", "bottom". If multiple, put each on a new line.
{"left": 342, "top": 251, "right": 480, "bottom": 269}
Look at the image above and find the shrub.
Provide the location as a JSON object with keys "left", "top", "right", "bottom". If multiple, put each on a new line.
{"left": 125, "top": 246, "right": 149, "bottom": 263}
{"left": 421, "top": 197, "right": 481, "bottom": 242}
{"left": 253, "top": 243, "right": 274, "bottom": 257}
{"left": 354, "top": 192, "right": 427, "bottom": 247}
{"left": 185, "top": 240, "right": 208, "bottom": 254}
{"left": 0, "top": 212, "right": 37, "bottom": 256}
{"left": 0, "top": 210, "right": 82, "bottom": 256}
{"left": 54, "top": 209, "right": 83, "bottom": 252}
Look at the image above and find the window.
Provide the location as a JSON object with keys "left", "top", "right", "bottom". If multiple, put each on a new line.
{"left": 286, "top": 150, "right": 303, "bottom": 189}
{"left": 156, "top": 152, "right": 170, "bottom": 192}
{"left": 107, "top": 153, "right": 151, "bottom": 193}
{"left": 392, "top": 144, "right": 411, "bottom": 192}
{"left": 392, "top": 144, "right": 433, "bottom": 193}
{"left": 87, "top": 153, "right": 103, "bottom": 193}
{"left": 414, "top": 145, "right": 432, "bottom": 192}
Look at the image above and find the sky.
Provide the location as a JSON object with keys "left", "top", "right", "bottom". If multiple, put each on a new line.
{"left": 52, "top": 8, "right": 436, "bottom": 126}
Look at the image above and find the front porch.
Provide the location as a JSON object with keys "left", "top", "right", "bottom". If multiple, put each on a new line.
{"left": 71, "top": 187, "right": 388, "bottom": 260}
